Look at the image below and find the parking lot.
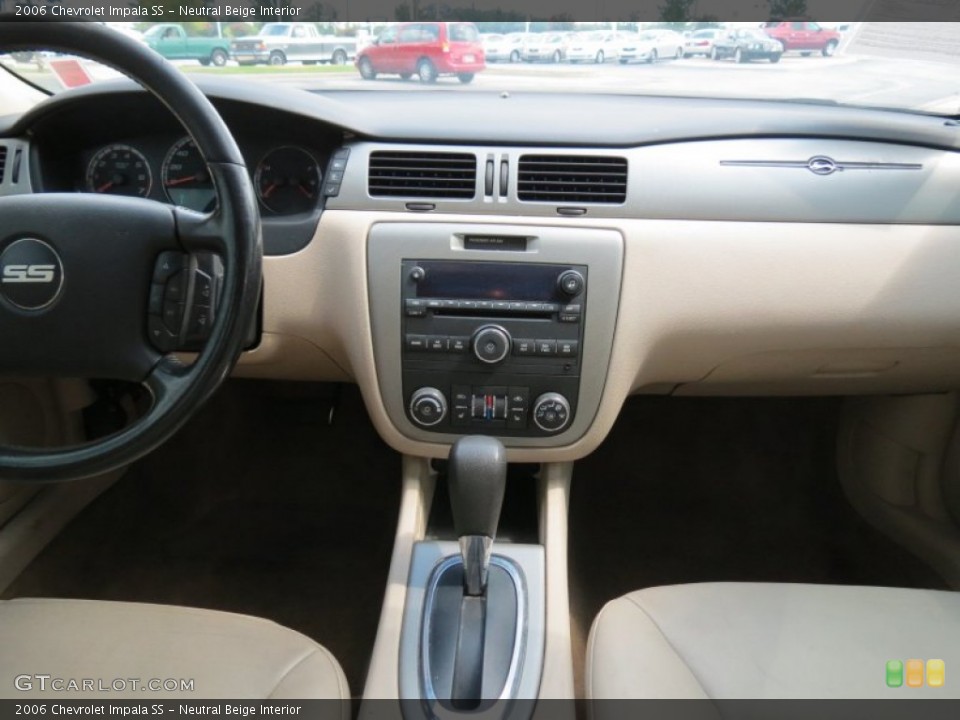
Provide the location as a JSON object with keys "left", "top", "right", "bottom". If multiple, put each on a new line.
{"left": 184, "top": 53, "right": 955, "bottom": 113}
{"left": 5, "top": 23, "right": 960, "bottom": 116}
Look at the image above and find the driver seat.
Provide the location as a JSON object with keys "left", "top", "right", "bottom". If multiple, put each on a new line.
{"left": 0, "top": 598, "right": 349, "bottom": 704}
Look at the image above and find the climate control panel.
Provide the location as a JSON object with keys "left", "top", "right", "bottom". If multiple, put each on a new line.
{"left": 407, "top": 385, "right": 573, "bottom": 434}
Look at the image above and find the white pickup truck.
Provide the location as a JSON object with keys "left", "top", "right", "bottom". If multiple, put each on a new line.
{"left": 230, "top": 23, "right": 358, "bottom": 66}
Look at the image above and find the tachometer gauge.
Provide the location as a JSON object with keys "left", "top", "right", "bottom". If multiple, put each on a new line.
{"left": 162, "top": 136, "right": 216, "bottom": 212}
{"left": 85, "top": 144, "right": 152, "bottom": 197}
{"left": 255, "top": 146, "right": 321, "bottom": 214}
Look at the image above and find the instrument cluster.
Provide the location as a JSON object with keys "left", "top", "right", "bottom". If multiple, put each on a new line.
{"left": 81, "top": 136, "right": 323, "bottom": 216}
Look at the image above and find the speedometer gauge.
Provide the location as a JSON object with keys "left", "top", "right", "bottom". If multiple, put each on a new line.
{"left": 255, "top": 146, "right": 321, "bottom": 214}
{"left": 162, "top": 137, "right": 216, "bottom": 213}
{"left": 85, "top": 144, "right": 152, "bottom": 197}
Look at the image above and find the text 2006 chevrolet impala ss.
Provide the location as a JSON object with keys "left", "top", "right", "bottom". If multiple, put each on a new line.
{"left": 0, "top": 19, "right": 959, "bottom": 717}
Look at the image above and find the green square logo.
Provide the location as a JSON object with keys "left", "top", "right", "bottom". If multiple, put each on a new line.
{"left": 887, "top": 660, "right": 904, "bottom": 688}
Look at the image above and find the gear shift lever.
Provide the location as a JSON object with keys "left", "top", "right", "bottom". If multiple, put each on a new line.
{"left": 447, "top": 435, "right": 507, "bottom": 596}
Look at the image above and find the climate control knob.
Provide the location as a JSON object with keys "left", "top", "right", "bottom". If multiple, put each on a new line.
{"left": 532, "top": 392, "right": 571, "bottom": 433}
{"left": 472, "top": 325, "right": 512, "bottom": 364}
{"left": 409, "top": 387, "right": 447, "bottom": 427}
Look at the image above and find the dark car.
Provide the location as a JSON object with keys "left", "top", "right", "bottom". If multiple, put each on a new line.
{"left": 763, "top": 20, "right": 842, "bottom": 56}
{"left": 355, "top": 22, "right": 485, "bottom": 84}
{"left": 711, "top": 29, "right": 784, "bottom": 63}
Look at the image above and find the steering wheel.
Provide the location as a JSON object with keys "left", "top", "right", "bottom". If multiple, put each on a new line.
{"left": 0, "top": 23, "right": 262, "bottom": 482}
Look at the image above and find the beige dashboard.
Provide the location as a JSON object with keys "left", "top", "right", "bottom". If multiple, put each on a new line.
{"left": 236, "top": 211, "right": 960, "bottom": 461}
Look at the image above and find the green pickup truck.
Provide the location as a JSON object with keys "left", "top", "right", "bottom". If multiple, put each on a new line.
{"left": 143, "top": 24, "right": 231, "bottom": 67}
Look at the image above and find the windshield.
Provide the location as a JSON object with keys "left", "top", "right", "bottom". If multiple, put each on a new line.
{"left": 261, "top": 24, "right": 291, "bottom": 36}
{"left": 1, "top": 21, "right": 958, "bottom": 116}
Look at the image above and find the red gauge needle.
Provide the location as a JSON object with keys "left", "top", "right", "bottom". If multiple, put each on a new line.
{"left": 166, "top": 175, "right": 199, "bottom": 187}
{"left": 298, "top": 184, "right": 314, "bottom": 199}
{"left": 96, "top": 181, "right": 114, "bottom": 193}
{"left": 262, "top": 182, "right": 279, "bottom": 199}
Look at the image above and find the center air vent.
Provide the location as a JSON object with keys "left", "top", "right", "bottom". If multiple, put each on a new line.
{"left": 368, "top": 151, "right": 476, "bottom": 199}
{"left": 0, "top": 146, "right": 7, "bottom": 184}
{"left": 518, "top": 154, "right": 628, "bottom": 204}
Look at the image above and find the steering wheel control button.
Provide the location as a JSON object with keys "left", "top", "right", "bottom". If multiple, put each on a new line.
{"left": 153, "top": 251, "right": 185, "bottom": 283}
{"left": 162, "top": 300, "right": 185, "bottom": 334}
{"left": 558, "top": 270, "right": 585, "bottom": 297}
{"left": 473, "top": 325, "right": 511, "bottom": 364}
{"left": 0, "top": 238, "right": 64, "bottom": 311}
{"left": 148, "top": 251, "right": 224, "bottom": 352}
{"left": 409, "top": 387, "right": 448, "bottom": 427}
{"left": 533, "top": 393, "right": 572, "bottom": 433}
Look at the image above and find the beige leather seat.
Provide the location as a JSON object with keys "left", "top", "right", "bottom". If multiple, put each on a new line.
{"left": 0, "top": 599, "right": 349, "bottom": 704}
{"left": 588, "top": 582, "right": 960, "bottom": 699}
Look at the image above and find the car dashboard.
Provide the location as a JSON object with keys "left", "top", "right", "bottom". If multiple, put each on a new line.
{"left": 3, "top": 78, "right": 960, "bottom": 462}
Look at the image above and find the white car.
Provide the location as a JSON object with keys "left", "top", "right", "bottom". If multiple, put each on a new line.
{"left": 564, "top": 31, "right": 620, "bottom": 64}
{"left": 482, "top": 32, "right": 526, "bottom": 63}
{"left": 618, "top": 29, "right": 686, "bottom": 64}
{"left": 683, "top": 28, "right": 724, "bottom": 57}
{"left": 520, "top": 33, "right": 568, "bottom": 63}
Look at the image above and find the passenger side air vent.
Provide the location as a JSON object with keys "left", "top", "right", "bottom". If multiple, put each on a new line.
{"left": 368, "top": 151, "right": 477, "bottom": 199}
{"left": 0, "top": 146, "right": 7, "bottom": 184}
{"left": 517, "top": 154, "right": 628, "bottom": 204}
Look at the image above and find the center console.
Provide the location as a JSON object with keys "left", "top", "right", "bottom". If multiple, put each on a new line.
{"left": 368, "top": 223, "right": 623, "bottom": 448}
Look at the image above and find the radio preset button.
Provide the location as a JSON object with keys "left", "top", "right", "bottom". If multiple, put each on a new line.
{"left": 427, "top": 336, "right": 449, "bottom": 352}
{"left": 558, "top": 340, "right": 579, "bottom": 357}
{"left": 450, "top": 336, "right": 469, "bottom": 352}
{"left": 536, "top": 339, "right": 558, "bottom": 356}
{"left": 514, "top": 338, "right": 536, "bottom": 356}
{"left": 473, "top": 325, "right": 511, "bottom": 364}
{"left": 405, "top": 334, "right": 427, "bottom": 351}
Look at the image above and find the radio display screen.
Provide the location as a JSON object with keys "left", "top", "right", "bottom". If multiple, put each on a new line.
{"left": 414, "top": 261, "right": 564, "bottom": 301}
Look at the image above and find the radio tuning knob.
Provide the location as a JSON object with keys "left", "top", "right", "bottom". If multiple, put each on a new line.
{"left": 409, "top": 266, "right": 426, "bottom": 282}
{"left": 472, "top": 325, "right": 512, "bottom": 364}
{"left": 409, "top": 387, "right": 447, "bottom": 427}
{"left": 557, "top": 270, "right": 584, "bottom": 297}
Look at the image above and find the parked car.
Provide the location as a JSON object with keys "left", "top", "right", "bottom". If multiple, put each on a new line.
{"left": 230, "top": 23, "right": 357, "bottom": 66}
{"left": 763, "top": 20, "right": 842, "bottom": 56}
{"left": 482, "top": 32, "right": 526, "bottom": 63}
{"left": 711, "top": 28, "right": 784, "bottom": 63}
{"left": 143, "top": 24, "right": 231, "bottom": 67}
{"left": 618, "top": 29, "right": 686, "bottom": 64}
{"left": 521, "top": 33, "right": 569, "bottom": 64}
{"left": 683, "top": 28, "right": 724, "bottom": 57}
{"left": 355, "top": 22, "right": 485, "bottom": 84}
{"left": 564, "top": 31, "right": 620, "bottom": 64}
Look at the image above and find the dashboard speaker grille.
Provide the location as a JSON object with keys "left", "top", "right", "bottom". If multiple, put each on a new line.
{"left": 368, "top": 151, "right": 477, "bottom": 199}
{"left": 517, "top": 154, "right": 628, "bottom": 204}
{"left": 0, "top": 146, "right": 6, "bottom": 184}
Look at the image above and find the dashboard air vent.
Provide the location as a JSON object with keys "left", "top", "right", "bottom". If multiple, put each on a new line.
{"left": 0, "top": 146, "right": 6, "bottom": 184}
{"left": 368, "top": 151, "right": 477, "bottom": 199}
{"left": 518, "top": 154, "right": 628, "bottom": 204}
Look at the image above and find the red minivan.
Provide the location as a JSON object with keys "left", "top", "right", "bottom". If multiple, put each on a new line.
{"left": 356, "top": 22, "right": 486, "bottom": 84}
